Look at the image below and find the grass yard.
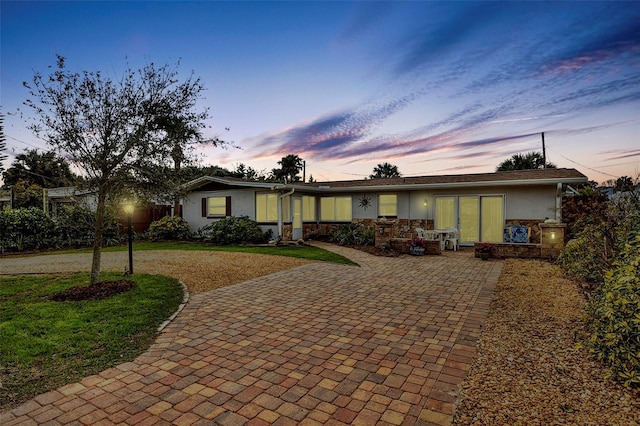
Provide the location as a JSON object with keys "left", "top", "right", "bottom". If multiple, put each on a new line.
{"left": 0, "top": 273, "right": 183, "bottom": 410}
{"left": 33, "top": 241, "right": 358, "bottom": 266}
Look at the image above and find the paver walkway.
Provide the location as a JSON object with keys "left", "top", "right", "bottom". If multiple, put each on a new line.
{"left": 1, "top": 244, "right": 502, "bottom": 425}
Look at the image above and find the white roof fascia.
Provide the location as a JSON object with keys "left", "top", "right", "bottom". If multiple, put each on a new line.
{"left": 183, "top": 176, "right": 277, "bottom": 191}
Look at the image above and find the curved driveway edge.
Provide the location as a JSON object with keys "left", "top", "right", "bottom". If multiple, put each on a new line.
{"left": 1, "top": 244, "right": 502, "bottom": 426}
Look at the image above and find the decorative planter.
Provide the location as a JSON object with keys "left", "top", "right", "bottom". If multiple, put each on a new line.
{"left": 410, "top": 246, "right": 426, "bottom": 256}
{"left": 480, "top": 252, "right": 490, "bottom": 260}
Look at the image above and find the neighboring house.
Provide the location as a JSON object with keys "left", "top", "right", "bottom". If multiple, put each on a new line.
{"left": 0, "top": 186, "right": 97, "bottom": 213}
{"left": 182, "top": 168, "right": 587, "bottom": 246}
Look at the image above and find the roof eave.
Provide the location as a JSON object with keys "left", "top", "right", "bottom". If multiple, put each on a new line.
{"left": 293, "top": 176, "right": 588, "bottom": 192}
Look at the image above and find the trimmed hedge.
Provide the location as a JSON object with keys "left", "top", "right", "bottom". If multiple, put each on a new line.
{"left": 0, "top": 206, "right": 120, "bottom": 253}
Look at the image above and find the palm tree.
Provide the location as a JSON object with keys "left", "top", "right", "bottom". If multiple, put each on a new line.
{"left": 496, "top": 152, "right": 556, "bottom": 171}
{"left": 370, "top": 162, "right": 401, "bottom": 179}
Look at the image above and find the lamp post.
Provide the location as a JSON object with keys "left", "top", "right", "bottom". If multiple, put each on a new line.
{"left": 123, "top": 203, "right": 135, "bottom": 274}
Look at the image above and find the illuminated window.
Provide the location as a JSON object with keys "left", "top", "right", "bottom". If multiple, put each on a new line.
{"left": 282, "top": 195, "right": 291, "bottom": 222}
{"left": 208, "top": 197, "right": 227, "bottom": 216}
{"left": 320, "top": 196, "right": 351, "bottom": 221}
{"left": 378, "top": 194, "right": 397, "bottom": 216}
{"left": 302, "top": 196, "right": 316, "bottom": 221}
{"left": 256, "top": 193, "right": 278, "bottom": 222}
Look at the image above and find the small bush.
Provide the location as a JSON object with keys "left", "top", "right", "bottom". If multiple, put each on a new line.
{"left": 147, "top": 216, "right": 192, "bottom": 241}
{"left": 199, "top": 216, "right": 270, "bottom": 245}
{"left": 332, "top": 223, "right": 375, "bottom": 246}
{"left": 585, "top": 234, "right": 640, "bottom": 389}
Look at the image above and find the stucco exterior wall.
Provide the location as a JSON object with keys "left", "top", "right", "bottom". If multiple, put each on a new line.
{"left": 183, "top": 189, "right": 258, "bottom": 232}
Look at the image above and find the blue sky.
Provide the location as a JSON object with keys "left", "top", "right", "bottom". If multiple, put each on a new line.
{"left": 1, "top": 1, "right": 639, "bottom": 183}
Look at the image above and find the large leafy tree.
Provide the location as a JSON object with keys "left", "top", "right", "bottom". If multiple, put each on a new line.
{"left": 272, "top": 154, "right": 304, "bottom": 182}
{"left": 496, "top": 151, "right": 557, "bottom": 171}
{"left": 370, "top": 162, "right": 401, "bottom": 179}
{"left": 2, "top": 148, "right": 76, "bottom": 188}
{"left": 23, "top": 55, "right": 213, "bottom": 285}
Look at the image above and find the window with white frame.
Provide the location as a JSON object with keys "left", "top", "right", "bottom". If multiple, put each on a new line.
{"left": 378, "top": 194, "right": 397, "bottom": 217}
{"left": 320, "top": 196, "right": 351, "bottom": 221}
{"left": 256, "top": 193, "right": 278, "bottom": 222}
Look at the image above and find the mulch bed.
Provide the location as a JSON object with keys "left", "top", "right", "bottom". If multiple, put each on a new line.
{"left": 47, "top": 280, "right": 137, "bottom": 302}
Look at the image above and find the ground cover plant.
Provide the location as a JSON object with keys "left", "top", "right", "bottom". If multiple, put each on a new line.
{"left": 0, "top": 273, "right": 183, "bottom": 409}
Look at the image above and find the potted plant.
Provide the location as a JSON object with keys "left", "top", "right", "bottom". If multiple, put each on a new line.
{"left": 408, "top": 237, "right": 427, "bottom": 255}
{"left": 478, "top": 242, "right": 494, "bottom": 260}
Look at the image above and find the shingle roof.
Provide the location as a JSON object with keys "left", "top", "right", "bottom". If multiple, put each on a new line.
{"left": 184, "top": 168, "right": 587, "bottom": 192}
{"left": 301, "top": 168, "right": 587, "bottom": 188}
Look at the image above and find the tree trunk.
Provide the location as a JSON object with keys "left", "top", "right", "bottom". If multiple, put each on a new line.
{"left": 173, "top": 145, "right": 182, "bottom": 217}
{"left": 90, "top": 187, "right": 106, "bottom": 285}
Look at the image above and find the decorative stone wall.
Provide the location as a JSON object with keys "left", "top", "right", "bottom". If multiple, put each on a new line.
{"left": 474, "top": 242, "right": 541, "bottom": 259}
{"left": 280, "top": 219, "right": 434, "bottom": 244}
{"left": 388, "top": 238, "right": 441, "bottom": 255}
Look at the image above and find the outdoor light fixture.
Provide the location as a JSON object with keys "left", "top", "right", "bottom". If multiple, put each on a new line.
{"left": 123, "top": 202, "right": 135, "bottom": 274}
{"left": 423, "top": 198, "right": 428, "bottom": 207}
{"left": 550, "top": 231, "right": 556, "bottom": 241}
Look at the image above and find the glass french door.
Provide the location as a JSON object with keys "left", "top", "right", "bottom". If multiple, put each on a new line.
{"left": 435, "top": 195, "right": 504, "bottom": 244}
{"left": 292, "top": 197, "right": 302, "bottom": 240}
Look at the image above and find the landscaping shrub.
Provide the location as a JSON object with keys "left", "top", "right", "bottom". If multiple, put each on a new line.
{"left": 55, "top": 205, "right": 121, "bottom": 247}
{"left": 557, "top": 235, "right": 607, "bottom": 286}
{"left": 332, "top": 223, "right": 375, "bottom": 246}
{"left": 584, "top": 234, "right": 640, "bottom": 389}
{"left": 147, "top": 216, "right": 192, "bottom": 241}
{"left": 199, "top": 216, "right": 270, "bottom": 245}
{"left": 0, "top": 207, "right": 56, "bottom": 252}
{"left": 558, "top": 189, "right": 640, "bottom": 291}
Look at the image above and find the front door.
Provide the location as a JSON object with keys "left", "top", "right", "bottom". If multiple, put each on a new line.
{"left": 292, "top": 197, "right": 302, "bottom": 240}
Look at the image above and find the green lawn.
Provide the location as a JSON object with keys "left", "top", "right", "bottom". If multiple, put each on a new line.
{"left": 0, "top": 273, "right": 183, "bottom": 410}
{"left": 36, "top": 241, "right": 359, "bottom": 266}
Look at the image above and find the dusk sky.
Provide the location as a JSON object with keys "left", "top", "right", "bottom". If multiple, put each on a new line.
{"left": 1, "top": 1, "right": 639, "bottom": 184}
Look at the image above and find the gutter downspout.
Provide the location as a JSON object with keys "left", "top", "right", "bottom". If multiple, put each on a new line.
{"left": 278, "top": 187, "right": 295, "bottom": 239}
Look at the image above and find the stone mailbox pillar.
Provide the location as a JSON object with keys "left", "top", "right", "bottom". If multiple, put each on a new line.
{"left": 540, "top": 222, "right": 566, "bottom": 259}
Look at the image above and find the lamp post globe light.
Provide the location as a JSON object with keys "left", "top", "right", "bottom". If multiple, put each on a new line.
{"left": 123, "top": 203, "right": 135, "bottom": 275}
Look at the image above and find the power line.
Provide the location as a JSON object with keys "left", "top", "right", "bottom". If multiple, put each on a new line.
{"left": 6, "top": 134, "right": 44, "bottom": 150}
{"left": 548, "top": 148, "right": 618, "bottom": 178}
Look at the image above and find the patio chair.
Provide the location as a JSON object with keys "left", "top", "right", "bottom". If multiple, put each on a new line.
{"left": 422, "top": 230, "right": 445, "bottom": 250}
{"left": 444, "top": 228, "right": 459, "bottom": 251}
{"left": 415, "top": 228, "right": 425, "bottom": 239}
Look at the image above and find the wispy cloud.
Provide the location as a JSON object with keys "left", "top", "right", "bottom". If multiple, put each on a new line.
{"left": 244, "top": 2, "right": 639, "bottom": 175}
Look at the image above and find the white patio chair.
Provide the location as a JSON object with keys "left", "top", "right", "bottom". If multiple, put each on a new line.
{"left": 444, "top": 228, "right": 459, "bottom": 251}
{"left": 415, "top": 228, "right": 425, "bottom": 239}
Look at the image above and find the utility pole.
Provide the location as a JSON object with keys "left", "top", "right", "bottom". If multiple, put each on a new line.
{"left": 302, "top": 160, "right": 306, "bottom": 183}
{"left": 541, "top": 132, "right": 546, "bottom": 169}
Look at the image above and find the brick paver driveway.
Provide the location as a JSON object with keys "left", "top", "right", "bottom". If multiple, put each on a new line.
{"left": 2, "top": 244, "right": 502, "bottom": 426}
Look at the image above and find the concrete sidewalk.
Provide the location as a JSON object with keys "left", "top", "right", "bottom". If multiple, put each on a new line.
{"left": 1, "top": 244, "right": 502, "bottom": 425}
